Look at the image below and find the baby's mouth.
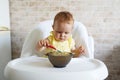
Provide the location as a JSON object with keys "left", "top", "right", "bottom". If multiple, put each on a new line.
{"left": 59, "top": 38, "right": 65, "bottom": 41}
{"left": 55, "top": 37, "right": 65, "bottom": 41}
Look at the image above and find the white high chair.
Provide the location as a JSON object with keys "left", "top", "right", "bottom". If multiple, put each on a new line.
{"left": 4, "top": 20, "right": 108, "bottom": 80}
{"left": 20, "top": 20, "right": 94, "bottom": 58}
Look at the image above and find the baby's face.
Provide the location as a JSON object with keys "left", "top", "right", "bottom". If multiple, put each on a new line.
{"left": 53, "top": 22, "right": 73, "bottom": 42}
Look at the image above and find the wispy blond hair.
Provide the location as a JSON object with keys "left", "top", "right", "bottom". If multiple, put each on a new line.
{"left": 53, "top": 11, "right": 74, "bottom": 25}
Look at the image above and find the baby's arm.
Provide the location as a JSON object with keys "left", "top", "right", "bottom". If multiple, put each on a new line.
{"left": 71, "top": 46, "right": 85, "bottom": 58}
{"left": 36, "top": 38, "right": 49, "bottom": 51}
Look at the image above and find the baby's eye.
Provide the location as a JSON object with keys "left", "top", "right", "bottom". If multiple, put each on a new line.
{"left": 65, "top": 32, "right": 69, "bottom": 34}
{"left": 56, "top": 31, "right": 62, "bottom": 34}
{"left": 58, "top": 32, "right": 62, "bottom": 33}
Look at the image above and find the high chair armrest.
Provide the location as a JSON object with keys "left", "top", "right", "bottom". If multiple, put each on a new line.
{"left": 88, "top": 36, "right": 94, "bottom": 59}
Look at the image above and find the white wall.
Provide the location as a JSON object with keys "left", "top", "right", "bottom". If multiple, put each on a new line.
{"left": 0, "top": 0, "right": 11, "bottom": 80}
{"left": 0, "top": 0, "right": 10, "bottom": 28}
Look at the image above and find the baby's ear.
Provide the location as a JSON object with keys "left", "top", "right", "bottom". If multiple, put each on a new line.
{"left": 52, "top": 25, "right": 54, "bottom": 29}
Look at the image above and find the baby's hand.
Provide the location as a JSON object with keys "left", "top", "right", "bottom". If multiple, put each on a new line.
{"left": 36, "top": 39, "right": 49, "bottom": 51}
{"left": 72, "top": 46, "right": 85, "bottom": 57}
{"left": 76, "top": 46, "right": 85, "bottom": 54}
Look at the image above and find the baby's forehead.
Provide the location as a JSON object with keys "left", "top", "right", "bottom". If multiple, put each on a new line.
{"left": 55, "top": 22, "right": 73, "bottom": 28}
{"left": 54, "top": 20, "right": 74, "bottom": 25}
{"left": 54, "top": 22, "right": 73, "bottom": 31}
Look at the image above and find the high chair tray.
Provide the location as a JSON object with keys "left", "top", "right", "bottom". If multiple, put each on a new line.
{"left": 4, "top": 56, "right": 108, "bottom": 80}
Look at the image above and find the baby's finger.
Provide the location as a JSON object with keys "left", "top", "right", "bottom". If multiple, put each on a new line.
{"left": 80, "top": 46, "right": 82, "bottom": 48}
{"left": 42, "top": 40, "right": 47, "bottom": 46}
{"left": 38, "top": 40, "right": 42, "bottom": 46}
{"left": 82, "top": 49, "right": 85, "bottom": 53}
{"left": 39, "top": 40, "right": 44, "bottom": 46}
{"left": 43, "top": 40, "right": 49, "bottom": 47}
{"left": 45, "top": 40, "right": 49, "bottom": 46}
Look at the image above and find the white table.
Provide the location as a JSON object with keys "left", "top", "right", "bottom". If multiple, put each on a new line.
{"left": 4, "top": 56, "right": 108, "bottom": 80}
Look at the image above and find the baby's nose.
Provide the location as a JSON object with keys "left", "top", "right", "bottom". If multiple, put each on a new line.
{"left": 60, "top": 33, "right": 65, "bottom": 37}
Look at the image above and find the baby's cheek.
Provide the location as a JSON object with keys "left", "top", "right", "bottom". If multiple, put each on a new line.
{"left": 55, "top": 36, "right": 60, "bottom": 40}
{"left": 66, "top": 35, "right": 70, "bottom": 39}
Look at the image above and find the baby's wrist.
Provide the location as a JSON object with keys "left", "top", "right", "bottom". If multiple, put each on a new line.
{"left": 38, "top": 47, "right": 45, "bottom": 51}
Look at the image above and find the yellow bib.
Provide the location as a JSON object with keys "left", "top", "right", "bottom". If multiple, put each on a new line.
{"left": 47, "top": 31, "right": 75, "bottom": 53}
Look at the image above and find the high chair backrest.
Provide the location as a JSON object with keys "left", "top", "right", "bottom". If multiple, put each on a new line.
{"left": 21, "top": 20, "right": 94, "bottom": 58}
